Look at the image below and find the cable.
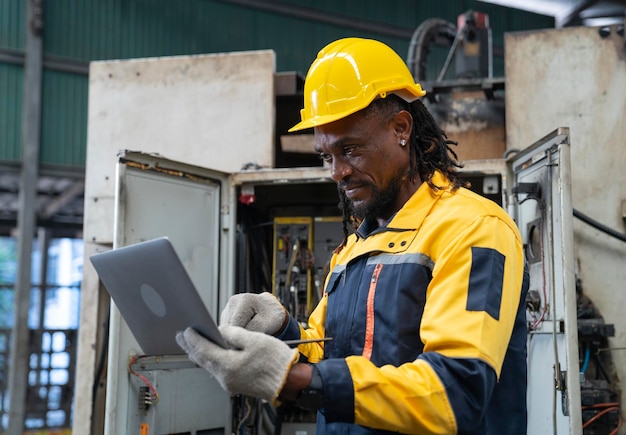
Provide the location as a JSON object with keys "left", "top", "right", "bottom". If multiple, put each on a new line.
{"left": 127, "top": 355, "right": 159, "bottom": 405}
{"left": 573, "top": 208, "right": 626, "bottom": 243}
{"left": 580, "top": 346, "right": 591, "bottom": 374}
{"left": 285, "top": 238, "right": 301, "bottom": 319}
{"left": 436, "top": 23, "right": 466, "bottom": 82}
{"left": 582, "top": 401, "right": 622, "bottom": 434}
{"left": 593, "top": 352, "right": 612, "bottom": 383}
{"left": 236, "top": 397, "right": 252, "bottom": 435}
{"left": 503, "top": 148, "right": 520, "bottom": 159}
{"left": 610, "top": 417, "right": 622, "bottom": 435}
{"left": 406, "top": 18, "right": 456, "bottom": 81}
{"left": 582, "top": 405, "right": 620, "bottom": 430}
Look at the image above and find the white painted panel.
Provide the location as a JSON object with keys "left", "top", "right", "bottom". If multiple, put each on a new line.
{"left": 84, "top": 50, "right": 276, "bottom": 244}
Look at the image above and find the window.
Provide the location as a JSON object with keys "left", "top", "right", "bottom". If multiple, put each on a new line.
{"left": 0, "top": 235, "right": 82, "bottom": 431}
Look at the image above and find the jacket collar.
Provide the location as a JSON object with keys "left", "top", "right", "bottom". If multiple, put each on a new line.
{"left": 356, "top": 171, "right": 451, "bottom": 238}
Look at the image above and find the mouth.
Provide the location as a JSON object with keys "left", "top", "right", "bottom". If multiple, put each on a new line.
{"left": 344, "top": 186, "right": 362, "bottom": 199}
{"left": 341, "top": 182, "right": 367, "bottom": 200}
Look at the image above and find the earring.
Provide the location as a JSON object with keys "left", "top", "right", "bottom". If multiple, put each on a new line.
{"left": 400, "top": 139, "right": 407, "bottom": 147}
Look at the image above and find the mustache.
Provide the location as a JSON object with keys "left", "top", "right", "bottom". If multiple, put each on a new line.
{"left": 338, "top": 179, "right": 370, "bottom": 191}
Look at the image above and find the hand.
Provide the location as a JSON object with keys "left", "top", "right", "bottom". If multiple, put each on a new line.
{"left": 220, "top": 292, "right": 289, "bottom": 335}
{"left": 176, "top": 325, "right": 298, "bottom": 405}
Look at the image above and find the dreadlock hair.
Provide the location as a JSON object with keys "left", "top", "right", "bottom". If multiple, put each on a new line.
{"left": 334, "top": 94, "right": 468, "bottom": 254}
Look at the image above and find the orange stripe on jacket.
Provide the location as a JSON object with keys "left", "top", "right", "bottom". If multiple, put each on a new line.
{"left": 363, "top": 263, "right": 383, "bottom": 360}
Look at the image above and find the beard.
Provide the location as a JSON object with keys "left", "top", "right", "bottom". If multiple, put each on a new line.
{"left": 342, "top": 170, "right": 406, "bottom": 221}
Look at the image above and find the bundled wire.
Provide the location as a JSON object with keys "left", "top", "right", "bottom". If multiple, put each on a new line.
{"left": 128, "top": 354, "right": 159, "bottom": 405}
{"left": 582, "top": 402, "right": 622, "bottom": 434}
{"left": 235, "top": 396, "right": 253, "bottom": 435}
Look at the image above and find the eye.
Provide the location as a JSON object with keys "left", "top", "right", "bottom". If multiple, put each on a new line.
{"left": 318, "top": 152, "right": 332, "bottom": 163}
{"left": 343, "top": 145, "right": 357, "bottom": 156}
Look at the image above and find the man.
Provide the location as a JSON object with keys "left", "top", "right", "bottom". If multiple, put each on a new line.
{"left": 177, "top": 37, "right": 528, "bottom": 434}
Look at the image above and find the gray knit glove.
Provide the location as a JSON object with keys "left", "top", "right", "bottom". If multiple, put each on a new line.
{"left": 220, "top": 292, "right": 289, "bottom": 335}
{"left": 176, "top": 325, "right": 298, "bottom": 405}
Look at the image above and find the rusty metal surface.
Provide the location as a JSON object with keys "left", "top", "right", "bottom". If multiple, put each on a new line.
{"left": 428, "top": 90, "right": 506, "bottom": 161}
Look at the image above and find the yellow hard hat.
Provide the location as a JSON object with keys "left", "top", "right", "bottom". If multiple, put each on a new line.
{"left": 288, "top": 37, "right": 426, "bottom": 132}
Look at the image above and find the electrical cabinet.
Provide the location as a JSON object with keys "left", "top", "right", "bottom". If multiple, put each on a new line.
{"left": 105, "top": 153, "right": 346, "bottom": 435}
{"left": 104, "top": 152, "right": 234, "bottom": 435}
{"left": 102, "top": 127, "right": 579, "bottom": 434}
{"left": 508, "top": 128, "right": 582, "bottom": 434}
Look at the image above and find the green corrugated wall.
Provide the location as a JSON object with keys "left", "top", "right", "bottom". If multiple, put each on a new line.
{"left": 0, "top": 0, "right": 553, "bottom": 168}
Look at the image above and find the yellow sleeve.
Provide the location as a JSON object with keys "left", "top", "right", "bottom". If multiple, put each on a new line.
{"left": 295, "top": 293, "right": 328, "bottom": 363}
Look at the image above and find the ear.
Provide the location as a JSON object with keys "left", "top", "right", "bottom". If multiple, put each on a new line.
{"left": 392, "top": 110, "right": 412, "bottom": 140}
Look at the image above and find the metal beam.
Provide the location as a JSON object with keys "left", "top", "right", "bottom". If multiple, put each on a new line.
{"left": 214, "top": 0, "right": 416, "bottom": 39}
{"left": 7, "top": 0, "right": 44, "bottom": 433}
{"left": 0, "top": 47, "right": 89, "bottom": 75}
{"left": 38, "top": 180, "right": 85, "bottom": 220}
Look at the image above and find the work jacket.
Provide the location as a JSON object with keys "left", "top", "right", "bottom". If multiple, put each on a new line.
{"left": 282, "top": 171, "right": 529, "bottom": 434}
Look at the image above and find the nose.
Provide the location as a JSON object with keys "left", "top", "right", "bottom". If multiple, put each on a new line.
{"left": 329, "top": 156, "right": 352, "bottom": 182}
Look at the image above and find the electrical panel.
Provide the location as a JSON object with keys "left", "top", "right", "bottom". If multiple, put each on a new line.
{"left": 272, "top": 217, "right": 314, "bottom": 323}
{"left": 312, "top": 217, "right": 345, "bottom": 303}
{"left": 271, "top": 217, "right": 343, "bottom": 324}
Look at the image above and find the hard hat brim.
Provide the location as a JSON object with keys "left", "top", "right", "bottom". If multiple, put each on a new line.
{"left": 287, "top": 88, "right": 426, "bottom": 133}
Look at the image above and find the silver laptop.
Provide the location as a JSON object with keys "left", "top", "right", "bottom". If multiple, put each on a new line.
{"left": 90, "top": 237, "right": 228, "bottom": 355}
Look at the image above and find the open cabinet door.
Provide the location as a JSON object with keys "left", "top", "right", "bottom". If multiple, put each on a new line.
{"left": 509, "top": 128, "right": 582, "bottom": 434}
{"left": 104, "top": 150, "right": 235, "bottom": 435}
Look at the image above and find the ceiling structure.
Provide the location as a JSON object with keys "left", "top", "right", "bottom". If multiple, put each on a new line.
{"left": 0, "top": 166, "right": 85, "bottom": 236}
{"left": 478, "top": 0, "right": 626, "bottom": 27}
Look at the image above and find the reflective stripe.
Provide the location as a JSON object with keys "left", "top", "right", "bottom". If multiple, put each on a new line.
{"left": 363, "top": 263, "right": 383, "bottom": 360}
{"left": 366, "top": 252, "right": 434, "bottom": 272}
